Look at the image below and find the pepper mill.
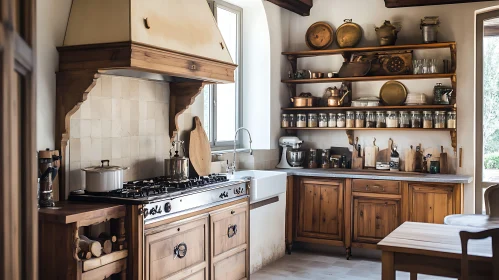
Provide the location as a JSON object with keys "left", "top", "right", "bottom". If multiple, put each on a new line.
{"left": 38, "top": 150, "right": 59, "bottom": 207}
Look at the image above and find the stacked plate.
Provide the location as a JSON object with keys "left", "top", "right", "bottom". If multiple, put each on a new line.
{"left": 405, "top": 93, "right": 427, "bottom": 105}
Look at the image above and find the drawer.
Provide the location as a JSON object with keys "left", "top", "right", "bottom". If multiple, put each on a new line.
{"left": 210, "top": 202, "right": 248, "bottom": 257}
{"left": 352, "top": 179, "right": 401, "bottom": 195}
{"left": 213, "top": 249, "right": 247, "bottom": 280}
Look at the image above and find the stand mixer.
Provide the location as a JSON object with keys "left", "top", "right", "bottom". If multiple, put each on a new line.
{"left": 276, "top": 136, "right": 305, "bottom": 169}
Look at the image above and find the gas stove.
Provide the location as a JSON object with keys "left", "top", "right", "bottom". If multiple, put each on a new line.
{"left": 69, "top": 174, "right": 249, "bottom": 223}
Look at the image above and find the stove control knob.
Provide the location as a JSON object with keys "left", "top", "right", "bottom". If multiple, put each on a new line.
{"left": 219, "top": 191, "right": 229, "bottom": 199}
{"left": 150, "top": 207, "right": 157, "bottom": 215}
{"left": 143, "top": 208, "right": 149, "bottom": 218}
{"left": 164, "top": 202, "right": 172, "bottom": 213}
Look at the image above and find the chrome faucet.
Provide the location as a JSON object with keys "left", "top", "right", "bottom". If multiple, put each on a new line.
{"left": 227, "top": 127, "right": 253, "bottom": 174}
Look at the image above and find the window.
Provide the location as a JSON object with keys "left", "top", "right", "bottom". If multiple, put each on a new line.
{"left": 204, "top": 0, "right": 242, "bottom": 148}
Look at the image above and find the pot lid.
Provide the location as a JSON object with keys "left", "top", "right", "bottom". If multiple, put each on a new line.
{"left": 81, "top": 160, "right": 128, "bottom": 173}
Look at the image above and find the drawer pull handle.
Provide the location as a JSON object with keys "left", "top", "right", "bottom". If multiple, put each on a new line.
{"left": 173, "top": 242, "right": 187, "bottom": 259}
{"left": 228, "top": 224, "right": 238, "bottom": 238}
{"left": 231, "top": 210, "right": 235, "bottom": 214}
{"left": 143, "top": 18, "right": 150, "bottom": 29}
{"left": 366, "top": 185, "right": 385, "bottom": 191}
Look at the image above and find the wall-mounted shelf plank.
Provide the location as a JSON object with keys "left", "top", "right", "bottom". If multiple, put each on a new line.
{"left": 281, "top": 105, "right": 456, "bottom": 111}
{"left": 283, "top": 127, "right": 455, "bottom": 131}
{"left": 282, "top": 73, "right": 455, "bottom": 84}
{"left": 282, "top": 42, "right": 456, "bottom": 58}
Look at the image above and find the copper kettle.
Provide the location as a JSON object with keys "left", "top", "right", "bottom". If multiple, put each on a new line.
{"left": 325, "top": 86, "right": 349, "bottom": 107}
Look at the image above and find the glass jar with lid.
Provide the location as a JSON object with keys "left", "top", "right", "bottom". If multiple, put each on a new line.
{"left": 434, "top": 111, "right": 446, "bottom": 128}
{"left": 410, "top": 111, "right": 422, "bottom": 128}
{"left": 318, "top": 113, "right": 328, "bottom": 128}
{"left": 296, "top": 114, "right": 307, "bottom": 128}
{"left": 328, "top": 113, "right": 336, "bottom": 128}
{"left": 346, "top": 111, "right": 355, "bottom": 128}
{"left": 447, "top": 111, "right": 457, "bottom": 128}
{"left": 281, "top": 113, "right": 290, "bottom": 128}
{"left": 365, "top": 111, "right": 376, "bottom": 128}
{"left": 308, "top": 113, "right": 318, "bottom": 127}
{"left": 386, "top": 111, "right": 398, "bottom": 128}
{"left": 337, "top": 113, "right": 346, "bottom": 128}
{"left": 355, "top": 111, "right": 365, "bottom": 128}
{"left": 399, "top": 111, "right": 410, "bottom": 128}
{"left": 423, "top": 111, "right": 433, "bottom": 128}
{"left": 376, "top": 111, "right": 386, "bottom": 128}
{"left": 289, "top": 114, "right": 296, "bottom": 127}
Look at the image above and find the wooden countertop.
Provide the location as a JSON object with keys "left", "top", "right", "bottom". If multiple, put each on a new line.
{"left": 38, "top": 201, "right": 126, "bottom": 225}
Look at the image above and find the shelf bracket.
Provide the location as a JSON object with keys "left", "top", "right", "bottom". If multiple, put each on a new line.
{"left": 450, "top": 130, "right": 457, "bottom": 154}
{"left": 346, "top": 130, "right": 355, "bottom": 146}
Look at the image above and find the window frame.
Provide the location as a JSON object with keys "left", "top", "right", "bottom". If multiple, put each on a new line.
{"left": 207, "top": 0, "right": 243, "bottom": 150}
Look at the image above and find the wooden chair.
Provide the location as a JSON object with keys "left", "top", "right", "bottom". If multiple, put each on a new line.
{"left": 459, "top": 228, "right": 499, "bottom": 280}
{"left": 444, "top": 184, "right": 499, "bottom": 227}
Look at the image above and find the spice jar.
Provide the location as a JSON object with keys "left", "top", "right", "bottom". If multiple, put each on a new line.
{"left": 319, "top": 113, "right": 328, "bottom": 128}
{"left": 447, "top": 111, "right": 457, "bottom": 128}
{"left": 337, "top": 113, "right": 346, "bottom": 128}
{"left": 297, "top": 114, "right": 307, "bottom": 128}
{"left": 281, "top": 113, "right": 290, "bottom": 128}
{"left": 346, "top": 111, "right": 355, "bottom": 128}
{"left": 308, "top": 149, "right": 317, "bottom": 169}
{"left": 355, "top": 111, "right": 365, "bottom": 128}
{"left": 399, "top": 111, "right": 410, "bottom": 128}
{"left": 365, "top": 111, "right": 376, "bottom": 128}
{"left": 386, "top": 111, "right": 398, "bottom": 128}
{"left": 376, "top": 111, "right": 386, "bottom": 128}
{"left": 434, "top": 111, "right": 446, "bottom": 128}
{"left": 328, "top": 113, "right": 336, "bottom": 127}
{"left": 308, "top": 113, "right": 318, "bottom": 127}
{"left": 289, "top": 114, "right": 296, "bottom": 127}
{"left": 410, "top": 111, "right": 422, "bottom": 128}
{"left": 423, "top": 111, "right": 433, "bottom": 128}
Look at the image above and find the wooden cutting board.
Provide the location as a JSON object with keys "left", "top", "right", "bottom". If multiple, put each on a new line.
{"left": 376, "top": 138, "right": 393, "bottom": 163}
{"left": 404, "top": 145, "right": 416, "bottom": 172}
{"left": 189, "top": 117, "right": 211, "bottom": 176}
{"left": 364, "top": 138, "right": 379, "bottom": 168}
{"left": 352, "top": 138, "right": 364, "bottom": 170}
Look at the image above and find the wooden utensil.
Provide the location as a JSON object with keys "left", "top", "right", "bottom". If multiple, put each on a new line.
{"left": 364, "top": 138, "right": 379, "bottom": 168}
{"left": 351, "top": 137, "right": 364, "bottom": 170}
{"left": 189, "top": 117, "right": 212, "bottom": 176}
{"left": 404, "top": 145, "right": 416, "bottom": 172}
{"left": 376, "top": 138, "right": 393, "bottom": 163}
{"left": 440, "top": 146, "right": 448, "bottom": 174}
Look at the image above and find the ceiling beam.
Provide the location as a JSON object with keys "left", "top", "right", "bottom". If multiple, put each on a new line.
{"left": 265, "top": 0, "right": 313, "bottom": 16}
{"left": 385, "top": 0, "right": 495, "bottom": 8}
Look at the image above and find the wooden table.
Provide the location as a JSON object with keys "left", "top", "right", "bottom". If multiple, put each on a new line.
{"left": 377, "top": 222, "right": 494, "bottom": 279}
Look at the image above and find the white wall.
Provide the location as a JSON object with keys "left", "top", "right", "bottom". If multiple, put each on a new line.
{"left": 284, "top": 0, "right": 499, "bottom": 213}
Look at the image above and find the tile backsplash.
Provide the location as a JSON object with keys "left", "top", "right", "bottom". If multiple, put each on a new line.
{"left": 69, "top": 75, "right": 172, "bottom": 191}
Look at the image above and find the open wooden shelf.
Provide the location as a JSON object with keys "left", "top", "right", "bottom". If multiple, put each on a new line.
{"left": 283, "top": 127, "right": 455, "bottom": 131}
{"left": 282, "top": 42, "right": 456, "bottom": 58}
{"left": 281, "top": 105, "right": 455, "bottom": 111}
{"left": 282, "top": 73, "right": 455, "bottom": 84}
{"left": 83, "top": 250, "right": 128, "bottom": 272}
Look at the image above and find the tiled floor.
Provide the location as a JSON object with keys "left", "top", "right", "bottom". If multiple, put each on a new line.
{"left": 251, "top": 250, "right": 452, "bottom": 280}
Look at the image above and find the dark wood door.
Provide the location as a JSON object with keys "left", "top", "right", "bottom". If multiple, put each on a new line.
{"left": 297, "top": 178, "right": 343, "bottom": 240}
{"left": 408, "top": 183, "right": 455, "bottom": 224}
{"left": 353, "top": 198, "right": 400, "bottom": 243}
{"left": 1, "top": 0, "right": 37, "bottom": 279}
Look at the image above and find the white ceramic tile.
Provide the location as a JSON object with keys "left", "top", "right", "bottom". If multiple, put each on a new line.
{"left": 111, "top": 98, "right": 121, "bottom": 120}
{"left": 146, "top": 119, "right": 155, "bottom": 136}
{"left": 101, "top": 75, "right": 113, "bottom": 97}
{"left": 139, "top": 101, "right": 147, "bottom": 120}
{"left": 101, "top": 97, "right": 112, "bottom": 120}
{"left": 155, "top": 118, "right": 165, "bottom": 136}
{"left": 130, "top": 100, "right": 139, "bottom": 121}
{"left": 91, "top": 120, "right": 102, "bottom": 138}
{"left": 80, "top": 120, "right": 92, "bottom": 138}
{"left": 70, "top": 138, "right": 81, "bottom": 163}
{"left": 72, "top": 107, "right": 81, "bottom": 120}
{"left": 80, "top": 161, "right": 93, "bottom": 168}
{"left": 155, "top": 136, "right": 165, "bottom": 157}
{"left": 129, "top": 79, "right": 140, "bottom": 100}
{"left": 147, "top": 102, "right": 156, "bottom": 120}
{"left": 70, "top": 119, "right": 81, "bottom": 139}
{"left": 163, "top": 83, "right": 170, "bottom": 102}
{"left": 91, "top": 78, "right": 102, "bottom": 97}
{"left": 140, "top": 80, "right": 156, "bottom": 101}
{"left": 121, "top": 78, "right": 130, "bottom": 99}
{"left": 130, "top": 120, "right": 139, "bottom": 136}
{"left": 121, "top": 99, "right": 130, "bottom": 120}
{"left": 110, "top": 158, "right": 122, "bottom": 167}
{"left": 121, "top": 137, "right": 130, "bottom": 158}
{"left": 91, "top": 138, "right": 102, "bottom": 161}
{"left": 80, "top": 99, "right": 92, "bottom": 119}
{"left": 112, "top": 76, "right": 122, "bottom": 98}
{"left": 121, "top": 120, "right": 130, "bottom": 137}
{"left": 112, "top": 137, "right": 121, "bottom": 159}
{"left": 90, "top": 96, "right": 102, "bottom": 119}
{"left": 138, "top": 120, "right": 147, "bottom": 136}
{"left": 112, "top": 120, "right": 122, "bottom": 138}
{"left": 101, "top": 138, "right": 112, "bottom": 160}
{"left": 69, "top": 162, "right": 82, "bottom": 191}
{"left": 80, "top": 137, "right": 92, "bottom": 161}
{"left": 130, "top": 136, "right": 139, "bottom": 158}
{"left": 101, "top": 120, "right": 112, "bottom": 138}
{"left": 139, "top": 136, "right": 156, "bottom": 158}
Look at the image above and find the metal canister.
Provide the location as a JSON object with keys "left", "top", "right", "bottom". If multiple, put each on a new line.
{"left": 165, "top": 140, "right": 189, "bottom": 182}
{"left": 421, "top": 16, "right": 439, "bottom": 43}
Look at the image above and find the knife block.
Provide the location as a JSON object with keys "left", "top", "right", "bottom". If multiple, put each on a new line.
{"left": 352, "top": 148, "right": 364, "bottom": 170}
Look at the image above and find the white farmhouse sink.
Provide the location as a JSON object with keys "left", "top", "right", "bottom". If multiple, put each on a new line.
{"left": 229, "top": 170, "right": 287, "bottom": 203}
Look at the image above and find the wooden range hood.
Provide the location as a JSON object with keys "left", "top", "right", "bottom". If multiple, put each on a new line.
{"left": 56, "top": 0, "right": 237, "bottom": 199}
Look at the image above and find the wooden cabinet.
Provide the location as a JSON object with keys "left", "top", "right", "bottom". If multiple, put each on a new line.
{"left": 210, "top": 202, "right": 249, "bottom": 280}
{"left": 297, "top": 178, "right": 344, "bottom": 243}
{"left": 144, "top": 214, "right": 209, "bottom": 280}
{"left": 408, "top": 183, "right": 461, "bottom": 224}
{"left": 353, "top": 198, "right": 400, "bottom": 244}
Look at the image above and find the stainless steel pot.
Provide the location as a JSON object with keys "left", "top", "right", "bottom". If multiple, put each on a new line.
{"left": 164, "top": 140, "right": 189, "bottom": 181}
{"left": 286, "top": 149, "right": 305, "bottom": 167}
{"left": 81, "top": 160, "right": 129, "bottom": 192}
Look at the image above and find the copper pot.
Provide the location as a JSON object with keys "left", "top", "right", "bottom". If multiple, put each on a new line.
{"left": 325, "top": 87, "right": 350, "bottom": 107}
{"left": 291, "top": 92, "right": 317, "bottom": 107}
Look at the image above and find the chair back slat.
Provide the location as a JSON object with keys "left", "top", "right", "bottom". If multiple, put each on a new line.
{"left": 460, "top": 228, "right": 499, "bottom": 280}
{"left": 484, "top": 184, "right": 499, "bottom": 217}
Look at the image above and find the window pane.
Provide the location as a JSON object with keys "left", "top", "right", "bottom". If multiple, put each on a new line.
{"left": 202, "top": 86, "right": 211, "bottom": 141}
{"left": 216, "top": 7, "right": 238, "bottom": 62}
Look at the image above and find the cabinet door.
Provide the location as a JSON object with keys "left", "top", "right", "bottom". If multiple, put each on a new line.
{"left": 144, "top": 215, "right": 209, "bottom": 280}
{"left": 297, "top": 179, "right": 344, "bottom": 240}
{"left": 353, "top": 198, "right": 400, "bottom": 243}
{"left": 408, "top": 183, "right": 455, "bottom": 224}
